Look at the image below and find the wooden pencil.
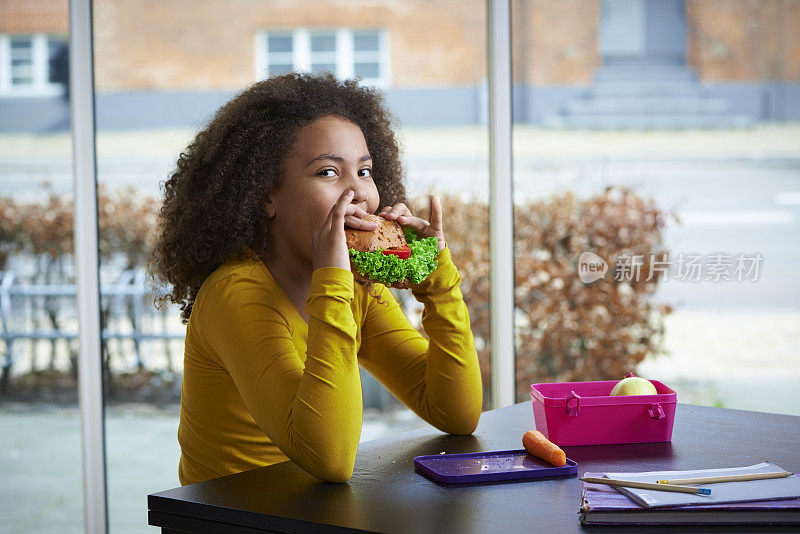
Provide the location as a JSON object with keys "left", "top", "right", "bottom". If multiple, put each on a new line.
{"left": 580, "top": 477, "right": 711, "bottom": 495}
{"left": 657, "top": 471, "right": 793, "bottom": 485}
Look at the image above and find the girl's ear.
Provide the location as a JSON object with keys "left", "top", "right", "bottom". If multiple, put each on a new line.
{"left": 263, "top": 196, "right": 276, "bottom": 219}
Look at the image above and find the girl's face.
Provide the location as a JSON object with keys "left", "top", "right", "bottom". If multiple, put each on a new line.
{"left": 264, "top": 114, "right": 381, "bottom": 266}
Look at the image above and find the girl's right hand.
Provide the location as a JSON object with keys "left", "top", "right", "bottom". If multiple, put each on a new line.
{"left": 311, "top": 190, "right": 378, "bottom": 271}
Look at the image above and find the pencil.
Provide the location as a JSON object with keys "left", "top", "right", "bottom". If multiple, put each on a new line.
{"left": 580, "top": 477, "right": 711, "bottom": 495}
{"left": 657, "top": 471, "right": 793, "bottom": 485}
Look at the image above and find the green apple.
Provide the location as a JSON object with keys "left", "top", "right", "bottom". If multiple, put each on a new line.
{"left": 610, "top": 376, "right": 657, "bottom": 396}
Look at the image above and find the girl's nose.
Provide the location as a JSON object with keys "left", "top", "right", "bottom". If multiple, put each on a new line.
{"left": 350, "top": 186, "right": 367, "bottom": 204}
{"left": 346, "top": 176, "right": 368, "bottom": 204}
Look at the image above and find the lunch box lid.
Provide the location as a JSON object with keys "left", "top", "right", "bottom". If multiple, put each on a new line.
{"left": 414, "top": 450, "right": 578, "bottom": 484}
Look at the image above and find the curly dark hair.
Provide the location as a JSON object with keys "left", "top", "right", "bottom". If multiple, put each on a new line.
{"left": 149, "top": 72, "right": 407, "bottom": 323}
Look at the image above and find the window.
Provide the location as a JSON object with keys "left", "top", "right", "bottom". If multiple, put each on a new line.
{"left": 10, "top": 36, "right": 33, "bottom": 86}
{"left": 0, "top": 33, "right": 67, "bottom": 96}
{"left": 258, "top": 28, "right": 389, "bottom": 87}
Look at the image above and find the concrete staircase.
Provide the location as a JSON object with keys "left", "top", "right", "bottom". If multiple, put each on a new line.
{"left": 544, "top": 60, "right": 754, "bottom": 130}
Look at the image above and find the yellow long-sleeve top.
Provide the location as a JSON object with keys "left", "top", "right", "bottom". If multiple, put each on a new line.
{"left": 177, "top": 244, "right": 482, "bottom": 485}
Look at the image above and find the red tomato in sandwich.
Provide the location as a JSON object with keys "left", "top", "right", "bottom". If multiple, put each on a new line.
{"left": 382, "top": 246, "right": 411, "bottom": 260}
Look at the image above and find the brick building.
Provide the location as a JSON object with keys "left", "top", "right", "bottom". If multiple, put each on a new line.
{"left": 1, "top": 0, "right": 798, "bottom": 131}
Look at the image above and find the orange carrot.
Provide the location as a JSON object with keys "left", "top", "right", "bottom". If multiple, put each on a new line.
{"left": 522, "top": 430, "right": 566, "bottom": 467}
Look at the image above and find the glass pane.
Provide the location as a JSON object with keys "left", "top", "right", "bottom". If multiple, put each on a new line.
{"left": 353, "top": 32, "right": 379, "bottom": 52}
{"left": 48, "top": 37, "right": 68, "bottom": 86}
{"left": 10, "top": 36, "right": 32, "bottom": 54}
{"left": 11, "top": 70, "right": 33, "bottom": 86}
{"left": 267, "top": 34, "right": 292, "bottom": 53}
{"left": 11, "top": 49, "right": 33, "bottom": 61}
{"left": 0, "top": 15, "right": 84, "bottom": 534}
{"left": 511, "top": 1, "right": 800, "bottom": 415}
{"left": 354, "top": 61, "right": 380, "bottom": 79}
{"left": 48, "top": 36, "right": 61, "bottom": 52}
{"left": 93, "top": 4, "right": 182, "bottom": 533}
{"left": 268, "top": 63, "right": 294, "bottom": 76}
{"left": 87, "top": 0, "right": 488, "bottom": 519}
{"left": 311, "top": 62, "right": 336, "bottom": 74}
{"left": 310, "top": 33, "right": 336, "bottom": 52}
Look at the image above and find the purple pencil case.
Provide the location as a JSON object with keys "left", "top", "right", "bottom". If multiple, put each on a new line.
{"left": 414, "top": 449, "right": 578, "bottom": 484}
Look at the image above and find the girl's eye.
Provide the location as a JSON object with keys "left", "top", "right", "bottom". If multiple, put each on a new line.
{"left": 317, "top": 168, "right": 371, "bottom": 179}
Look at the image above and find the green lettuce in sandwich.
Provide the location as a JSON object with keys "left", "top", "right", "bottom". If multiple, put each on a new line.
{"left": 346, "top": 213, "right": 439, "bottom": 289}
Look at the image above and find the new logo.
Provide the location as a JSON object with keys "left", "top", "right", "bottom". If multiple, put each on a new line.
{"left": 578, "top": 252, "right": 607, "bottom": 284}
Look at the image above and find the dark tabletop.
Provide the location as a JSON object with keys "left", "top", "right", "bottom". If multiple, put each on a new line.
{"left": 148, "top": 402, "right": 800, "bottom": 533}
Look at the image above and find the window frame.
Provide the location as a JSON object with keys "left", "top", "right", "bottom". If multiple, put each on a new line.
{"left": 0, "top": 33, "right": 67, "bottom": 97}
{"left": 255, "top": 28, "right": 390, "bottom": 88}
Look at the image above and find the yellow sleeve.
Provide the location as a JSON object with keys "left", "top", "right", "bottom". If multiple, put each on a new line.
{"left": 197, "top": 267, "right": 362, "bottom": 483}
{"left": 358, "top": 244, "right": 483, "bottom": 434}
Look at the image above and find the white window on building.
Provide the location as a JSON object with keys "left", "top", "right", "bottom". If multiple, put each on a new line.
{"left": 256, "top": 28, "right": 390, "bottom": 88}
{"left": 0, "top": 34, "right": 68, "bottom": 97}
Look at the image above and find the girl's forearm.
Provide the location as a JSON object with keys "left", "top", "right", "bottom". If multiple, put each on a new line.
{"left": 416, "top": 295, "right": 483, "bottom": 434}
{"left": 284, "top": 267, "right": 363, "bottom": 482}
{"left": 409, "top": 248, "right": 483, "bottom": 433}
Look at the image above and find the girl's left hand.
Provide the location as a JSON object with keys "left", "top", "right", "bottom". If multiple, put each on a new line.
{"left": 379, "top": 195, "right": 446, "bottom": 252}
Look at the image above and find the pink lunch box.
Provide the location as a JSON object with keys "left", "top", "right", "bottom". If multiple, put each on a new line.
{"left": 530, "top": 377, "right": 677, "bottom": 446}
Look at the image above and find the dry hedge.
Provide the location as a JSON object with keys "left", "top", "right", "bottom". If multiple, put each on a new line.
{"left": 3, "top": 185, "right": 672, "bottom": 408}
{"left": 412, "top": 187, "right": 672, "bottom": 407}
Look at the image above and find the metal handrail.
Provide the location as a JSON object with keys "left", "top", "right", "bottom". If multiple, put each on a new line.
{"left": 0, "top": 269, "right": 185, "bottom": 377}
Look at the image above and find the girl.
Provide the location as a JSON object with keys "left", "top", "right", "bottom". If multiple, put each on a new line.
{"left": 150, "top": 72, "right": 482, "bottom": 485}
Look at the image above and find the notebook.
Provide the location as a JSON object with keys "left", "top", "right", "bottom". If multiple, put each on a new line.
{"left": 603, "top": 462, "right": 800, "bottom": 508}
{"left": 581, "top": 471, "right": 800, "bottom": 526}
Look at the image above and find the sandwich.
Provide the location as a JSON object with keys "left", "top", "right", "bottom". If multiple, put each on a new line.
{"left": 346, "top": 213, "right": 439, "bottom": 289}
